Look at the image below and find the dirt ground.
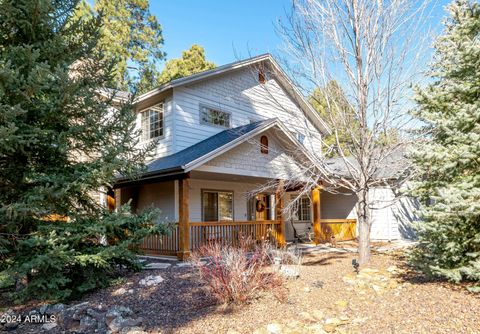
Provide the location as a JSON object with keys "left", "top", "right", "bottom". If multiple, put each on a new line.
{"left": 3, "top": 251, "right": 480, "bottom": 334}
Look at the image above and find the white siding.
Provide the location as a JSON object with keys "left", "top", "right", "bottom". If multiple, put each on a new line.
{"left": 172, "top": 68, "right": 322, "bottom": 157}
{"left": 198, "top": 130, "right": 305, "bottom": 180}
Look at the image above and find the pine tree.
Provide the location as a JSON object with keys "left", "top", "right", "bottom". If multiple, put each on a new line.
{"left": 0, "top": 0, "right": 163, "bottom": 301}
{"left": 410, "top": 0, "right": 480, "bottom": 286}
{"left": 158, "top": 45, "right": 216, "bottom": 85}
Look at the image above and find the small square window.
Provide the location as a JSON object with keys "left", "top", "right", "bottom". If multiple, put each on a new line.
{"left": 200, "top": 106, "right": 231, "bottom": 128}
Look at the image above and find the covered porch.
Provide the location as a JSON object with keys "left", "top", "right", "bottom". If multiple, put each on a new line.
{"left": 115, "top": 171, "right": 356, "bottom": 260}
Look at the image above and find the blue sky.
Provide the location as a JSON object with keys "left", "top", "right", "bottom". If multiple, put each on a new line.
{"left": 151, "top": 0, "right": 451, "bottom": 71}
{"left": 150, "top": 0, "right": 292, "bottom": 69}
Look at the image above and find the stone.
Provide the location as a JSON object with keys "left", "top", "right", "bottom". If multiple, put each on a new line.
{"left": 108, "top": 317, "right": 143, "bottom": 333}
{"left": 323, "top": 324, "right": 337, "bottom": 333}
{"left": 311, "top": 309, "right": 325, "bottom": 321}
{"left": 79, "top": 315, "right": 97, "bottom": 332}
{"left": 113, "top": 287, "right": 128, "bottom": 296}
{"left": 324, "top": 318, "right": 341, "bottom": 326}
{"left": 120, "top": 326, "right": 148, "bottom": 334}
{"left": 280, "top": 265, "right": 300, "bottom": 279}
{"left": 86, "top": 308, "right": 105, "bottom": 322}
{"left": 299, "top": 312, "right": 317, "bottom": 323}
{"left": 334, "top": 300, "right": 349, "bottom": 310}
{"left": 226, "top": 329, "right": 241, "bottom": 334}
{"left": 46, "top": 303, "right": 66, "bottom": 315}
{"left": 106, "top": 306, "right": 133, "bottom": 323}
{"left": 266, "top": 322, "right": 282, "bottom": 333}
{"left": 253, "top": 329, "right": 271, "bottom": 334}
{"left": 303, "top": 287, "right": 312, "bottom": 293}
{"left": 41, "top": 322, "right": 58, "bottom": 331}
{"left": 305, "top": 323, "right": 327, "bottom": 334}
{"left": 139, "top": 275, "right": 164, "bottom": 286}
{"left": 144, "top": 262, "right": 171, "bottom": 270}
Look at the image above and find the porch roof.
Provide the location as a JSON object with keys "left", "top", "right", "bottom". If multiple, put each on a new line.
{"left": 115, "top": 118, "right": 319, "bottom": 186}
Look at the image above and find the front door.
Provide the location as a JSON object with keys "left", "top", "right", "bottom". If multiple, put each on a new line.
{"left": 255, "top": 194, "right": 271, "bottom": 221}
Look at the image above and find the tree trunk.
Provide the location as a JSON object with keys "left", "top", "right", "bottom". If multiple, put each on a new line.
{"left": 357, "top": 187, "right": 371, "bottom": 264}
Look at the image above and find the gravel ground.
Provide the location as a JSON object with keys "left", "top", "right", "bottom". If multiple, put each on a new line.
{"left": 3, "top": 251, "right": 480, "bottom": 334}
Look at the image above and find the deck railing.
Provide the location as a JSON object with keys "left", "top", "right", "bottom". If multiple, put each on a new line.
{"left": 138, "top": 220, "right": 281, "bottom": 256}
{"left": 319, "top": 219, "right": 357, "bottom": 242}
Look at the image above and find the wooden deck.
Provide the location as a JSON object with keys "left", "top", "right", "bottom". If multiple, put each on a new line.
{"left": 139, "top": 220, "right": 281, "bottom": 256}
{"left": 138, "top": 219, "right": 356, "bottom": 256}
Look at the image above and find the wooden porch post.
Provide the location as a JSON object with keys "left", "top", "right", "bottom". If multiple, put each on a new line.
{"left": 312, "top": 185, "right": 322, "bottom": 244}
{"left": 275, "top": 180, "right": 286, "bottom": 247}
{"left": 177, "top": 174, "right": 190, "bottom": 260}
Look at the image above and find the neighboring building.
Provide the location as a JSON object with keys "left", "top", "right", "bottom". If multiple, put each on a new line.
{"left": 112, "top": 54, "right": 415, "bottom": 258}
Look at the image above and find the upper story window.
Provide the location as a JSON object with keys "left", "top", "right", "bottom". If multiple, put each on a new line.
{"left": 200, "top": 105, "right": 230, "bottom": 128}
{"left": 141, "top": 103, "right": 163, "bottom": 141}
{"left": 296, "top": 132, "right": 305, "bottom": 144}
{"left": 260, "top": 135, "right": 269, "bottom": 154}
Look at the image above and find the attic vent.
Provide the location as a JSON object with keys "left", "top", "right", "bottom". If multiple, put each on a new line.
{"left": 258, "top": 70, "right": 266, "bottom": 84}
{"left": 260, "top": 135, "right": 269, "bottom": 154}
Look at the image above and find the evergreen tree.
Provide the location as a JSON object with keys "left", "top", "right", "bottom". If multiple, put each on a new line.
{"left": 410, "top": 0, "right": 480, "bottom": 286}
{"left": 158, "top": 44, "right": 216, "bottom": 85}
{"left": 0, "top": 0, "right": 163, "bottom": 301}
{"left": 74, "top": 0, "right": 166, "bottom": 90}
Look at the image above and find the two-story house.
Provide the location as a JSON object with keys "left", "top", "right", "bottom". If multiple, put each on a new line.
{"left": 112, "top": 54, "right": 415, "bottom": 259}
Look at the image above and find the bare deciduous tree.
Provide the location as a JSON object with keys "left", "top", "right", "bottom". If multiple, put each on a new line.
{"left": 246, "top": 0, "right": 437, "bottom": 264}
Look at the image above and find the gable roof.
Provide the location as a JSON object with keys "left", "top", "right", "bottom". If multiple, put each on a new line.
{"left": 135, "top": 54, "right": 331, "bottom": 136}
{"left": 116, "top": 118, "right": 318, "bottom": 185}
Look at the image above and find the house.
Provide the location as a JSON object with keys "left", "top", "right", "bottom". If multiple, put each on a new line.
{"left": 111, "top": 54, "right": 414, "bottom": 259}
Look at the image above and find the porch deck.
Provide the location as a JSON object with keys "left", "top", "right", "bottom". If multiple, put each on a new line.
{"left": 138, "top": 218, "right": 356, "bottom": 257}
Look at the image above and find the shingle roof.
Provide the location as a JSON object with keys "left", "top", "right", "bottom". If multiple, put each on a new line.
{"left": 143, "top": 118, "right": 277, "bottom": 177}
{"left": 325, "top": 149, "right": 409, "bottom": 180}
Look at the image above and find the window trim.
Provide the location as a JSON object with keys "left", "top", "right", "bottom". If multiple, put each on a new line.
{"left": 201, "top": 189, "right": 235, "bottom": 222}
{"left": 140, "top": 102, "right": 165, "bottom": 142}
{"left": 199, "top": 103, "right": 231, "bottom": 129}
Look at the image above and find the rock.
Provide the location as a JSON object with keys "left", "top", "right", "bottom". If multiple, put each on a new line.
{"left": 176, "top": 262, "right": 193, "bottom": 268}
{"left": 311, "top": 280, "right": 324, "bottom": 289}
{"left": 108, "top": 317, "right": 143, "bottom": 333}
{"left": 139, "top": 275, "right": 164, "bottom": 286}
{"left": 334, "top": 300, "right": 349, "bottom": 310}
{"left": 303, "top": 287, "right": 311, "bottom": 293}
{"left": 79, "top": 315, "right": 97, "bottom": 332}
{"left": 3, "top": 322, "right": 18, "bottom": 331}
{"left": 41, "top": 322, "right": 58, "bottom": 331}
{"left": 86, "top": 308, "right": 104, "bottom": 322}
{"left": 266, "top": 323, "right": 282, "bottom": 333}
{"left": 311, "top": 309, "right": 325, "bottom": 321}
{"left": 46, "top": 303, "right": 66, "bottom": 315}
{"left": 299, "top": 312, "right": 317, "bottom": 323}
{"left": 120, "top": 326, "right": 148, "bottom": 334}
{"left": 113, "top": 287, "right": 128, "bottom": 296}
{"left": 323, "top": 324, "right": 337, "bottom": 333}
{"left": 106, "top": 306, "right": 133, "bottom": 323}
{"left": 144, "top": 262, "right": 171, "bottom": 270}
{"left": 324, "top": 318, "right": 342, "bottom": 326}
{"left": 280, "top": 265, "right": 300, "bottom": 279}
{"left": 226, "top": 330, "right": 241, "bottom": 334}
{"left": 305, "top": 323, "right": 327, "bottom": 334}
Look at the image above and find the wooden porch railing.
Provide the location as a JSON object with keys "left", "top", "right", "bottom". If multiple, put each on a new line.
{"left": 319, "top": 219, "right": 357, "bottom": 242}
{"left": 138, "top": 220, "right": 281, "bottom": 256}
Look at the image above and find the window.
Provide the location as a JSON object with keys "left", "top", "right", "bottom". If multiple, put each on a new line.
{"left": 296, "top": 132, "right": 305, "bottom": 144}
{"left": 260, "top": 135, "right": 269, "bottom": 154}
{"left": 200, "top": 105, "right": 230, "bottom": 128}
{"left": 294, "top": 196, "right": 311, "bottom": 221}
{"left": 141, "top": 103, "right": 163, "bottom": 141}
{"left": 258, "top": 70, "right": 266, "bottom": 84}
{"left": 202, "top": 190, "right": 233, "bottom": 221}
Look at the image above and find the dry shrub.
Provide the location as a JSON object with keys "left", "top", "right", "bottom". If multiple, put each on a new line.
{"left": 189, "top": 237, "right": 286, "bottom": 304}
